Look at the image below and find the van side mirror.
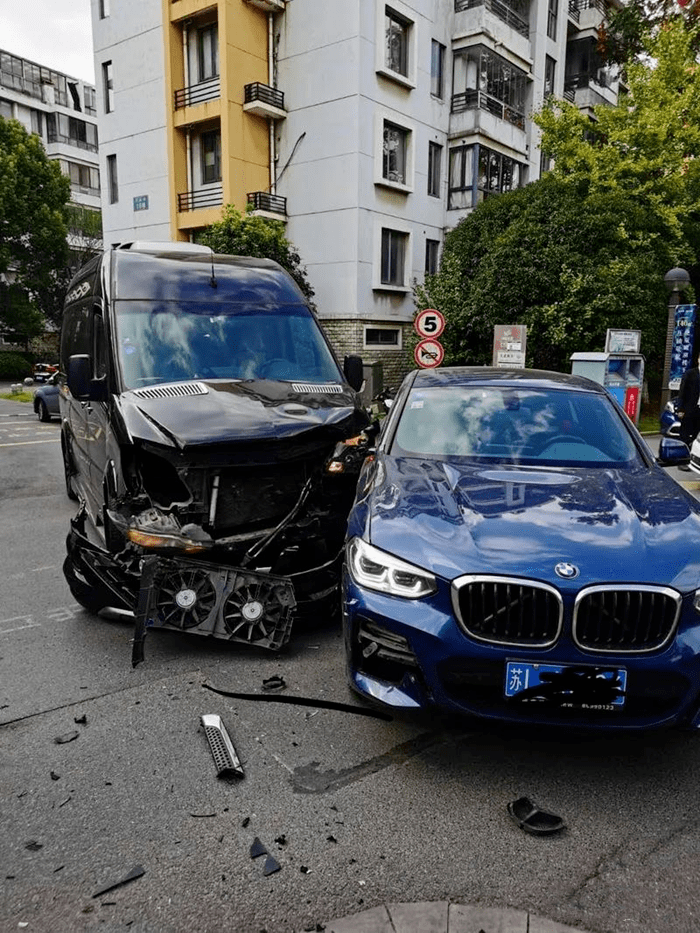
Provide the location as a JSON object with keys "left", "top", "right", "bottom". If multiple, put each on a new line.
{"left": 67, "top": 355, "right": 91, "bottom": 400}
{"left": 344, "top": 355, "right": 364, "bottom": 392}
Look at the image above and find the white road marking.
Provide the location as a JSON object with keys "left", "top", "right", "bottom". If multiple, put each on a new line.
{"left": 0, "top": 439, "right": 60, "bottom": 447}
{"left": 0, "top": 616, "right": 41, "bottom": 634}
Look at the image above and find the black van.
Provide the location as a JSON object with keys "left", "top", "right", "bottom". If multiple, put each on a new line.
{"left": 59, "top": 242, "right": 370, "bottom": 663}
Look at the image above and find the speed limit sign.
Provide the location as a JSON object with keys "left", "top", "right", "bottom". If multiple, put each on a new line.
{"left": 414, "top": 337, "right": 445, "bottom": 369}
{"left": 414, "top": 308, "right": 445, "bottom": 339}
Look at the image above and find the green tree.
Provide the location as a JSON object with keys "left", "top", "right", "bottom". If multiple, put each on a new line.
{"left": 415, "top": 174, "right": 678, "bottom": 373}
{"left": 0, "top": 117, "right": 71, "bottom": 339}
{"left": 600, "top": 0, "right": 700, "bottom": 68}
{"left": 417, "top": 19, "right": 699, "bottom": 381}
{"left": 198, "top": 205, "right": 314, "bottom": 301}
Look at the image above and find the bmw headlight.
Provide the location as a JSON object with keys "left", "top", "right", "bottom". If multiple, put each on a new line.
{"left": 346, "top": 538, "right": 437, "bottom": 599}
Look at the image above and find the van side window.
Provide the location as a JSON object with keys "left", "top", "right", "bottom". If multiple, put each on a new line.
{"left": 93, "top": 313, "right": 107, "bottom": 379}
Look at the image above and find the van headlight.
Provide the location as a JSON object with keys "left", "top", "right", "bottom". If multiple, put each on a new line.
{"left": 346, "top": 538, "right": 436, "bottom": 599}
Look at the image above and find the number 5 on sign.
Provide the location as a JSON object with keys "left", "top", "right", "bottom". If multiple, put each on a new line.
{"left": 414, "top": 308, "right": 445, "bottom": 339}
{"left": 414, "top": 337, "right": 444, "bottom": 369}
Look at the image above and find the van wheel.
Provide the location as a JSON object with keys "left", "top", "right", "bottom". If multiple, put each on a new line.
{"left": 61, "top": 433, "right": 79, "bottom": 501}
{"left": 63, "top": 555, "right": 108, "bottom": 615}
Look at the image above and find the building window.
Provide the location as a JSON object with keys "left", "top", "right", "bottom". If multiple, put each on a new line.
{"left": 99, "top": 0, "right": 110, "bottom": 17}
{"left": 448, "top": 144, "right": 473, "bottom": 210}
{"left": 364, "top": 326, "right": 402, "bottom": 349}
{"left": 63, "top": 160, "right": 100, "bottom": 194}
{"left": 428, "top": 142, "right": 442, "bottom": 197}
{"left": 431, "top": 40, "right": 445, "bottom": 98}
{"left": 102, "top": 61, "right": 113, "bottom": 113}
{"left": 452, "top": 45, "right": 527, "bottom": 130}
{"left": 383, "top": 121, "right": 409, "bottom": 185}
{"left": 544, "top": 55, "right": 556, "bottom": 97}
{"left": 47, "top": 113, "right": 98, "bottom": 151}
{"left": 197, "top": 24, "right": 219, "bottom": 82}
{"left": 380, "top": 228, "right": 408, "bottom": 287}
{"left": 107, "top": 154, "right": 118, "bottom": 204}
{"left": 547, "top": 0, "right": 558, "bottom": 40}
{"left": 84, "top": 86, "right": 96, "bottom": 116}
{"left": 425, "top": 240, "right": 440, "bottom": 276}
{"left": 201, "top": 130, "right": 221, "bottom": 184}
{"left": 30, "top": 109, "right": 43, "bottom": 136}
{"left": 385, "top": 7, "right": 410, "bottom": 77}
{"left": 0, "top": 98, "right": 12, "bottom": 119}
{"left": 477, "top": 146, "right": 524, "bottom": 200}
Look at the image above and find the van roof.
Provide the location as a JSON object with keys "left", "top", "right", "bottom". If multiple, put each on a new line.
{"left": 110, "top": 248, "right": 305, "bottom": 305}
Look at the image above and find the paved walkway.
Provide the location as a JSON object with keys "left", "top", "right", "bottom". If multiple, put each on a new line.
{"left": 326, "top": 902, "right": 588, "bottom": 932}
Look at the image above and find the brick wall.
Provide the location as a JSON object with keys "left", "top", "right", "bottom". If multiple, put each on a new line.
{"left": 320, "top": 318, "right": 414, "bottom": 392}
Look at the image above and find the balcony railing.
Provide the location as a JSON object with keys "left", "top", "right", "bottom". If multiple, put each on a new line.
{"left": 174, "top": 76, "right": 220, "bottom": 109}
{"left": 564, "top": 70, "right": 613, "bottom": 93}
{"left": 177, "top": 185, "right": 223, "bottom": 212}
{"left": 568, "top": 0, "right": 580, "bottom": 21}
{"left": 455, "top": 0, "right": 529, "bottom": 38}
{"left": 244, "top": 82, "right": 285, "bottom": 111}
{"left": 247, "top": 191, "right": 287, "bottom": 216}
{"left": 451, "top": 89, "right": 525, "bottom": 130}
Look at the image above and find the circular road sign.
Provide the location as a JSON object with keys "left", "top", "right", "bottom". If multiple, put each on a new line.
{"left": 414, "top": 337, "right": 445, "bottom": 369}
{"left": 414, "top": 308, "right": 446, "bottom": 339}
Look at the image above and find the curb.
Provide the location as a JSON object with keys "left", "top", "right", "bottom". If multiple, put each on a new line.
{"left": 325, "top": 903, "right": 589, "bottom": 933}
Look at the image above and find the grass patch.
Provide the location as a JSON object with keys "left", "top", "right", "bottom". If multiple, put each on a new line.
{"left": 0, "top": 391, "right": 33, "bottom": 403}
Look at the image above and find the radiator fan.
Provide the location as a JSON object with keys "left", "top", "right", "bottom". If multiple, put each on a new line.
{"left": 154, "top": 567, "right": 217, "bottom": 630}
{"left": 222, "top": 576, "right": 294, "bottom": 647}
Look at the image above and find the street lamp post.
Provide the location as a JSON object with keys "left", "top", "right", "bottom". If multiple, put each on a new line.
{"left": 661, "top": 266, "right": 691, "bottom": 412}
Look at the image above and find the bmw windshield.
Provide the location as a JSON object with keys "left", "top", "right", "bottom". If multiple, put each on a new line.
{"left": 391, "top": 385, "right": 642, "bottom": 467}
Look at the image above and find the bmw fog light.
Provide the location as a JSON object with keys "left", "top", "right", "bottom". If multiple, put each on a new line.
{"left": 347, "top": 538, "right": 436, "bottom": 598}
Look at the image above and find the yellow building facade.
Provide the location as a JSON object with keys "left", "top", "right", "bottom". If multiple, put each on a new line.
{"left": 163, "top": 0, "right": 285, "bottom": 240}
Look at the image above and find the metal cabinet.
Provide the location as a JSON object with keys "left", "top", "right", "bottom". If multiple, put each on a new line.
{"left": 570, "top": 352, "right": 645, "bottom": 424}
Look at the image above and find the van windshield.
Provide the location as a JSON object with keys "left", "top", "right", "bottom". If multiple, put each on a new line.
{"left": 114, "top": 302, "right": 343, "bottom": 389}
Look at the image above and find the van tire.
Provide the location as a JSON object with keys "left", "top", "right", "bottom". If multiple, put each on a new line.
{"left": 61, "top": 433, "right": 79, "bottom": 501}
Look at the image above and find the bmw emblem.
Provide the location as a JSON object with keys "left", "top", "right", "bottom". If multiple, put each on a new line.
{"left": 555, "top": 562, "right": 579, "bottom": 579}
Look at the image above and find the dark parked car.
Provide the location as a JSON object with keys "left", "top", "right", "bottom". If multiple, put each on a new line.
{"left": 33, "top": 377, "right": 60, "bottom": 421}
{"left": 343, "top": 366, "right": 700, "bottom": 732}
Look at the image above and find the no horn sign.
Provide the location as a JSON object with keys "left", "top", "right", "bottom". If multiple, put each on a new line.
{"left": 414, "top": 338, "right": 444, "bottom": 369}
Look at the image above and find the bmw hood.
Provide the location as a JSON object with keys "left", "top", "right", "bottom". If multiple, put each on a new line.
{"left": 362, "top": 456, "right": 700, "bottom": 591}
{"left": 116, "top": 379, "right": 365, "bottom": 449}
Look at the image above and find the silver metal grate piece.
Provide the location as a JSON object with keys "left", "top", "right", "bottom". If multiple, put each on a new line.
{"left": 201, "top": 714, "right": 244, "bottom": 777}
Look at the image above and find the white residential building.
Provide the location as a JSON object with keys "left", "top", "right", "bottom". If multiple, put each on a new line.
{"left": 0, "top": 48, "right": 101, "bottom": 250}
{"left": 91, "top": 0, "right": 621, "bottom": 383}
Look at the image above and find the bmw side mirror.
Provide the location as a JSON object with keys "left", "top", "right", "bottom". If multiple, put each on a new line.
{"left": 344, "top": 355, "right": 364, "bottom": 392}
{"left": 657, "top": 436, "right": 691, "bottom": 466}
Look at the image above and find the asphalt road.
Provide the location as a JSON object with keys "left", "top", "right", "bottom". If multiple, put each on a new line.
{"left": 2, "top": 394, "right": 700, "bottom": 933}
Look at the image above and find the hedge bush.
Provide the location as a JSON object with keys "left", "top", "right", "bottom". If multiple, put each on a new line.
{"left": 0, "top": 352, "right": 34, "bottom": 379}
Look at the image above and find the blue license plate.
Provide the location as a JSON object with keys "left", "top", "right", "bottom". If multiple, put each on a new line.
{"left": 505, "top": 661, "right": 627, "bottom": 710}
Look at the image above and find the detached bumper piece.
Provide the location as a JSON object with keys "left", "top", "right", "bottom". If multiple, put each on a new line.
{"left": 132, "top": 555, "right": 296, "bottom": 666}
{"left": 201, "top": 714, "right": 244, "bottom": 778}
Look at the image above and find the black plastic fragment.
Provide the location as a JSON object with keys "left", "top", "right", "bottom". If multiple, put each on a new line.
{"left": 74, "top": 714, "right": 87, "bottom": 725}
{"left": 54, "top": 731, "right": 79, "bottom": 744}
{"left": 202, "top": 683, "right": 392, "bottom": 721}
{"left": 92, "top": 865, "right": 145, "bottom": 898}
{"left": 250, "top": 837, "right": 268, "bottom": 859}
{"left": 25, "top": 841, "right": 43, "bottom": 851}
{"left": 263, "top": 855, "right": 281, "bottom": 876}
{"left": 263, "top": 675, "right": 286, "bottom": 691}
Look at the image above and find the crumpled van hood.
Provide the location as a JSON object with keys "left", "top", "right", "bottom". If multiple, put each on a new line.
{"left": 363, "top": 456, "right": 700, "bottom": 591}
{"left": 116, "top": 379, "right": 364, "bottom": 449}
